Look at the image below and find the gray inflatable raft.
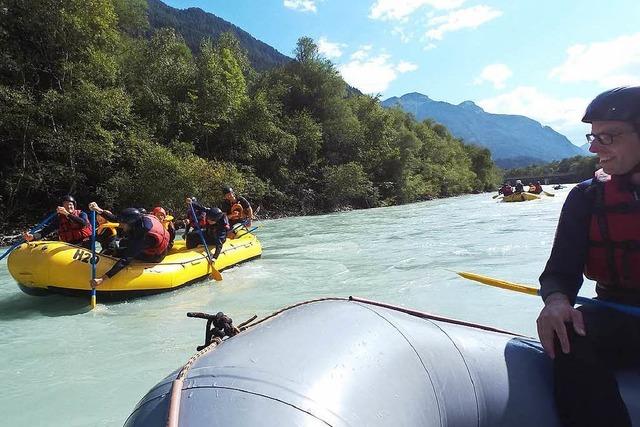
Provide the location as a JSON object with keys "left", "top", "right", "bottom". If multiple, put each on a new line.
{"left": 125, "top": 297, "right": 640, "bottom": 426}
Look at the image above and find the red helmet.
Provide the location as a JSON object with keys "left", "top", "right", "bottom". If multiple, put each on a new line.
{"left": 152, "top": 206, "right": 166, "bottom": 216}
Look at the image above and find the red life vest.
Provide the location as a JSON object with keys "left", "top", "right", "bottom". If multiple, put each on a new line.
{"left": 58, "top": 210, "right": 92, "bottom": 243}
{"left": 585, "top": 174, "right": 640, "bottom": 290}
{"left": 143, "top": 215, "right": 170, "bottom": 256}
{"left": 187, "top": 209, "right": 207, "bottom": 227}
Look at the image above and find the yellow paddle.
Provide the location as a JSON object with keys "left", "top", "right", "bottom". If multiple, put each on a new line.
{"left": 97, "top": 215, "right": 172, "bottom": 233}
{"left": 189, "top": 203, "right": 222, "bottom": 282}
{"left": 97, "top": 222, "right": 120, "bottom": 233}
{"left": 457, "top": 271, "right": 538, "bottom": 295}
{"left": 456, "top": 271, "right": 640, "bottom": 317}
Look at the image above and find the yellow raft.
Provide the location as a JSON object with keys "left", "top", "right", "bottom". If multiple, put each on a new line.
{"left": 7, "top": 232, "right": 262, "bottom": 299}
{"left": 501, "top": 192, "right": 541, "bottom": 202}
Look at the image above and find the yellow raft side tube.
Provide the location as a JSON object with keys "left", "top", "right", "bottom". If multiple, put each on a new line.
{"left": 7, "top": 232, "right": 262, "bottom": 298}
{"left": 501, "top": 192, "right": 541, "bottom": 202}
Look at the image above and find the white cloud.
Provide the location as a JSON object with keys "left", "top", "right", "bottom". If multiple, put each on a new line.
{"left": 369, "top": 0, "right": 465, "bottom": 21}
{"left": 284, "top": 0, "right": 318, "bottom": 13}
{"left": 396, "top": 61, "right": 418, "bottom": 73}
{"left": 478, "top": 86, "right": 590, "bottom": 144}
{"left": 392, "top": 26, "right": 413, "bottom": 43}
{"left": 339, "top": 51, "right": 418, "bottom": 94}
{"left": 318, "top": 37, "right": 346, "bottom": 59}
{"left": 350, "top": 45, "right": 373, "bottom": 60}
{"left": 474, "top": 63, "right": 512, "bottom": 89}
{"left": 426, "top": 5, "right": 502, "bottom": 40}
{"left": 549, "top": 33, "right": 640, "bottom": 87}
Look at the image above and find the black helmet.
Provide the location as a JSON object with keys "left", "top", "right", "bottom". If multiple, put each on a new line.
{"left": 222, "top": 186, "right": 233, "bottom": 195}
{"left": 62, "top": 194, "right": 76, "bottom": 204}
{"left": 138, "top": 207, "right": 147, "bottom": 215}
{"left": 582, "top": 86, "right": 640, "bottom": 123}
{"left": 206, "top": 207, "right": 223, "bottom": 220}
{"left": 118, "top": 208, "right": 142, "bottom": 224}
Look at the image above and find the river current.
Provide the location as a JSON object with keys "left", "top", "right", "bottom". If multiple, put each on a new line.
{"left": 0, "top": 186, "right": 595, "bottom": 426}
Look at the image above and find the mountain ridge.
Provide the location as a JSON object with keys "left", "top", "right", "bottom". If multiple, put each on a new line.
{"left": 382, "top": 92, "right": 585, "bottom": 168}
{"left": 147, "top": 0, "right": 291, "bottom": 70}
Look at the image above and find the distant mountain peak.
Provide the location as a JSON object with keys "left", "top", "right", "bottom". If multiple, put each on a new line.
{"left": 381, "top": 93, "right": 585, "bottom": 167}
{"left": 394, "top": 92, "right": 432, "bottom": 104}
{"left": 458, "top": 100, "right": 484, "bottom": 113}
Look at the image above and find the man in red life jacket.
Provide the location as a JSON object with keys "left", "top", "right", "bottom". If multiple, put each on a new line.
{"left": 22, "top": 195, "right": 92, "bottom": 247}
{"left": 537, "top": 86, "right": 640, "bottom": 427}
{"left": 90, "top": 208, "right": 169, "bottom": 288}
{"left": 498, "top": 183, "right": 514, "bottom": 196}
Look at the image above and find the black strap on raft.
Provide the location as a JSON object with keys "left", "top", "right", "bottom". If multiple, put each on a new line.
{"left": 187, "top": 311, "right": 240, "bottom": 351}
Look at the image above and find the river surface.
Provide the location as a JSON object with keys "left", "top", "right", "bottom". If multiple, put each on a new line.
{"left": 0, "top": 186, "right": 595, "bottom": 426}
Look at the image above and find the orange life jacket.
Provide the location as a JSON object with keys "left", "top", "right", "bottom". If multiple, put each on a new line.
{"left": 58, "top": 210, "right": 92, "bottom": 243}
{"left": 228, "top": 202, "right": 244, "bottom": 220}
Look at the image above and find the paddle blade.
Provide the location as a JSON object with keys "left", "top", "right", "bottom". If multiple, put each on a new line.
{"left": 492, "top": 194, "right": 500, "bottom": 199}
{"left": 457, "top": 271, "right": 540, "bottom": 296}
{"left": 210, "top": 267, "right": 223, "bottom": 281}
{"left": 207, "top": 258, "right": 223, "bottom": 281}
{"left": 90, "top": 292, "right": 97, "bottom": 309}
{"left": 543, "top": 191, "right": 555, "bottom": 197}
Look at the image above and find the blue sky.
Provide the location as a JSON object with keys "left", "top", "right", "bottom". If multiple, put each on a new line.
{"left": 162, "top": 0, "right": 640, "bottom": 146}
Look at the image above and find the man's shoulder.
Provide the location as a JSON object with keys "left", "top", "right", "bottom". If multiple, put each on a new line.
{"left": 238, "top": 196, "right": 250, "bottom": 206}
{"left": 563, "top": 178, "right": 599, "bottom": 210}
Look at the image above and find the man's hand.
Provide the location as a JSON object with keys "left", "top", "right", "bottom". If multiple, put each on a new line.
{"left": 22, "top": 232, "right": 34, "bottom": 242}
{"left": 536, "top": 293, "right": 586, "bottom": 359}
{"left": 88, "top": 202, "right": 103, "bottom": 214}
{"left": 56, "top": 206, "right": 69, "bottom": 216}
{"left": 91, "top": 277, "right": 106, "bottom": 288}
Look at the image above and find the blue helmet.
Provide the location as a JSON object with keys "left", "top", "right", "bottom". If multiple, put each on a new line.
{"left": 206, "top": 207, "right": 224, "bottom": 221}
{"left": 118, "top": 208, "right": 142, "bottom": 225}
{"left": 582, "top": 86, "right": 640, "bottom": 123}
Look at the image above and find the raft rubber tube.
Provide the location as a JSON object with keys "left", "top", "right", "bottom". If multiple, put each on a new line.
{"left": 502, "top": 192, "right": 541, "bottom": 202}
{"left": 124, "top": 298, "right": 640, "bottom": 426}
{"left": 7, "top": 232, "right": 261, "bottom": 299}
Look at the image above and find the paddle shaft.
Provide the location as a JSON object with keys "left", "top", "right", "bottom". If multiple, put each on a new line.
{"left": 0, "top": 212, "right": 57, "bottom": 261}
{"left": 234, "top": 225, "right": 259, "bottom": 239}
{"left": 457, "top": 271, "right": 640, "bottom": 318}
{"left": 90, "top": 211, "right": 97, "bottom": 308}
{"left": 189, "top": 204, "right": 222, "bottom": 281}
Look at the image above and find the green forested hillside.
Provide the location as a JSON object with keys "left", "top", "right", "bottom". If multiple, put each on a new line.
{"left": 504, "top": 156, "right": 599, "bottom": 182}
{"left": 146, "top": 0, "right": 291, "bottom": 71}
{"left": 0, "top": 0, "right": 501, "bottom": 230}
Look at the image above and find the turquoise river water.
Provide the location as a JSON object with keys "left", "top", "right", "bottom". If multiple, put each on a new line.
{"left": 0, "top": 186, "right": 596, "bottom": 426}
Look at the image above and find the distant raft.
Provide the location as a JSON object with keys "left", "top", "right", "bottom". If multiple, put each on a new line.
{"left": 502, "top": 192, "right": 541, "bottom": 202}
{"left": 124, "top": 298, "right": 640, "bottom": 426}
{"left": 7, "top": 231, "right": 261, "bottom": 299}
